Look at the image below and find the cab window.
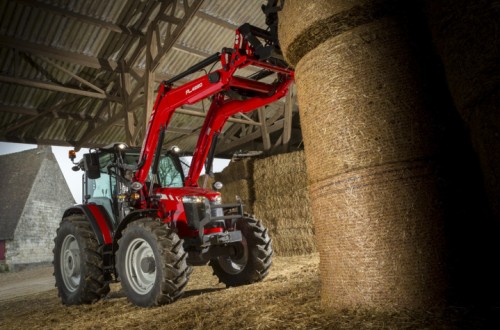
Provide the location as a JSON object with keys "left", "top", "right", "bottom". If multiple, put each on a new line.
{"left": 156, "top": 155, "right": 184, "bottom": 187}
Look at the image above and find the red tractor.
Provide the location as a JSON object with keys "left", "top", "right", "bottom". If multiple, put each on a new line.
{"left": 53, "top": 2, "right": 293, "bottom": 307}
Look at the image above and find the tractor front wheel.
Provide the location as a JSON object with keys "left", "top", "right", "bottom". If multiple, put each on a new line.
{"left": 210, "top": 215, "right": 273, "bottom": 287}
{"left": 116, "top": 218, "right": 191, "bottom": 307}
{"left": 53, "top": 215, "right": 110, "bottom": 305}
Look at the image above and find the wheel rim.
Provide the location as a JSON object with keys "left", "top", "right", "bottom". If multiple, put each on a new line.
{"left": 124, "top": 238, "right": 156, "bottom": 295}
{"left": 60, "top": 234, "right": 81, "bottom": 292}
{"left": 217, "top": 236, "right": 248, "bottom": 275}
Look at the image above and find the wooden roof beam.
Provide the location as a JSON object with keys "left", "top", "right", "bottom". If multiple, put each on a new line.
{"left": 0, "top": 36, "right": 176, "bottom": 81}
{"left": 14, "top": 0, "right": 144, "bottom": 37}
{"left": 0, "top": 75, "right": 122, "bottom": 102}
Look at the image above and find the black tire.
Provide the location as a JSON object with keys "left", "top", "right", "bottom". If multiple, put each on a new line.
{"left": 53, "top": 215, "right": 110, "bottom": 305}
{"left": 210, "top": 215, "right": 273, "bottom": 287}
{"left": 116, "top": 218, "right": 191, "bottom": 307}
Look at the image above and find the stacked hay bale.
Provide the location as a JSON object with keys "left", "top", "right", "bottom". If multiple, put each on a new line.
{"left": 214, "top": 158, "right": 255, "bottom": 213}
{"left": 215, "top": 152, "right": 315, "bottom": 256}
{"left": 253, "top": 151, "right": 315, "bottom": 256}
{"left": 426, "top": 0, "right": 500, "bottom": 303}
{"left": 426, "top": 0, "right": 500, "bottom": 223}
{"left": 279, "top": 0, "right": 449, "bottom": 311}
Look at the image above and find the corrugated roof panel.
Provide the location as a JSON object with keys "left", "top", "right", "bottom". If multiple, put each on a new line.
{"left": 0, "top": 0, "right": 293, "bottom": 152}
{"left": 37, "top": 116, "right": 61, "bottom": 140}
{"left": 38, "top": 12, "right": 59, "bottom": 44}
{"left": 93, "top": 123, "right": 126, "bottom": 145}
{"left": 30, "top": 9, "right": 49, "bottom": 41}
{"left": 203, "top": 0, "right": 266, "bottom": 27}
{"left": 0, "top": 1, "right": 20, "bottom": 37}
{"left": 176, "top": 16, "right": 233, "bottom": 55}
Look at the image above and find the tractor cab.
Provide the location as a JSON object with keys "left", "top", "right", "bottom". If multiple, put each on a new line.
{"left": 71, "top": 143, "right": 187, "bottom": 225}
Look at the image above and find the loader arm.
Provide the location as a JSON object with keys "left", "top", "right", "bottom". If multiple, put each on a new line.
{"left": 185, "top": 77, "right": 292, "bottom": 186}
{"left": 134, "top": 24, "right": 294, "bottom": 192}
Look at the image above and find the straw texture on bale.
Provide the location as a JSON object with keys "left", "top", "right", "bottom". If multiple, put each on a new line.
{"left": 279, "top": 0, "right": 405, "bottom": 67}
{"left": 279, "top": 0, "right": 448, "bottom": 310}
{"left": 197, "top": 175, "right": 214, "bottom": 189}
{"left": 214, "top": 158, "right": 253, "bottom": 183}
{"left": 220, "top": 179, "right": 253, "bottom": 214}
{"left": 215, "top": 159, "right": 255, "bottom": 213}
{"left": 253, "top": 151, "right": 315, "bottom": 256}
{"left": 426, "top": 0, "right": 500, "bottom": 222}
{"left": 311, "top": 161, "right": 446, "bottom": 310}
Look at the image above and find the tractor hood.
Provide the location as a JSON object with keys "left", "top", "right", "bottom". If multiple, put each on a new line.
{"left": 155, "top": 186, "right": 220, "bottom": 203}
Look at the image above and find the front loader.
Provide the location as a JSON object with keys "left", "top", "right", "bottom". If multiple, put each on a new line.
{"left": 53, "top": 1, "right": 293, "bottom": 307}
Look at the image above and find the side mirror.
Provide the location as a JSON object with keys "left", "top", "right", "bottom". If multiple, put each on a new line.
{"left": 83, "top": 153, "right": 100, "bottom": 179}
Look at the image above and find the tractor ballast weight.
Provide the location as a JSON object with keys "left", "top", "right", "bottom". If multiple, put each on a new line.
{"left": 54, "top": 1, "right": 293, "bottom": 307}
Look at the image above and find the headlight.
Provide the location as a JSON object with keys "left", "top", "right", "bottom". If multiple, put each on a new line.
{"left": 182, "top": 196, "right": 205, "bottom": 204}
{"left": 213, "top": 181, "right": 223, "bottom": 190}
{"left": 211, "top": 195, "right": 222, "bottom": 204}
{"left": 131, "top": 181, "right": 143, "bottom": 191}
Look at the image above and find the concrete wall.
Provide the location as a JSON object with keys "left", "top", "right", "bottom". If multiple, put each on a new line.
{"left": 5, "top": 152, "right": 74, "bottom": 270}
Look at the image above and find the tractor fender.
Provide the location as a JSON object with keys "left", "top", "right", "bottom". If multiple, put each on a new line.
{"left": 112, "top": 209, "right": 159, "bottom": 254}
{"left": 62, "top": 204, "right": 114, "bottom": 245}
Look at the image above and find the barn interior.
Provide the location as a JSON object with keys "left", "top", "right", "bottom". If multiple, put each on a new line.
{"left": 1, "top": 0, "right": 499, "bottom": 328}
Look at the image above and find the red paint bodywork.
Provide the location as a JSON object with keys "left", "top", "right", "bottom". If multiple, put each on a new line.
{"left": 134, "top": 28, "right": 294, "bottom": 190}
{"left": 79, "top": 26, "right": 293, "bottom": 244}
{"left": 87, "top": 204, "right": 113, "bottom": 244}
{"left": 154, "top": 187, "right": 222, "bottom": 238}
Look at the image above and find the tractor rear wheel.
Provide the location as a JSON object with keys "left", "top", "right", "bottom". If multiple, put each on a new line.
{"left": 210, "top": 215, "right": 273, "bottom": 287}
{"left": 116, "top": 218, "right": 191, "bottom": 307}
{"left": 53, "top": 215, "right": 110, "bottom": 305}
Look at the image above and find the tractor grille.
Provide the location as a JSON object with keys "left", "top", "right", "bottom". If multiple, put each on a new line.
{"left": 210, "top": 201, "right": 224, "bottom": 218}
{"left": 183, "top": 202, "right": 206, "bottom": 230}
{"left": 183, "top": 201, "right": 224, "bottom": 230}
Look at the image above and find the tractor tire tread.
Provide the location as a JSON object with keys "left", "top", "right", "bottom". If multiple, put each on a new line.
{"left": 53, "top": 215, "right": 110, "bottom": 305}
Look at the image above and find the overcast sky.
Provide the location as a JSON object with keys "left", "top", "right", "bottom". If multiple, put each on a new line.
{"left": 0, "top": 142, "right": 229, "bottom": 203}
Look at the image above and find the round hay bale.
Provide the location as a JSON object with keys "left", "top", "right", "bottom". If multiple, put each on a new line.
{"left": 279, "top": 0, "right": 403, "bottom": 67}
{"left": 296, "top": 23, "right": 442, "bottom": 184}
{"left": 278, "top": 0, "right": 362, "bottom": 65}
{"left": 311, "top": 161, "right": 446, "bottom": 310}
{"left": 426, "top": 0, "right": 500, "bottom": 222}
{"left": 279, "top": 1, "right": 448, "bottom": 310}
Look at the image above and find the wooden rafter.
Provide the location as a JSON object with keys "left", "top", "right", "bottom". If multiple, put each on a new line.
{"left": 257, "top": 107, "right": 271, "bottom": 150}
{"left": 14, "top": 0, "right": 145, "bottom": 37}
{"left": 218, "top": 120, "right": 285, "bottom": 154}
{"left": 0, "top": 0, "right": 299, "bottom": 154}
{"left": 0, "top": 75, "right": 121, "bottom": 102}
{"left": 70, "top": 0, "right": 205, "bottom": 148}
{"left": 0, "top": 36, "right": 176, "bottom": 81}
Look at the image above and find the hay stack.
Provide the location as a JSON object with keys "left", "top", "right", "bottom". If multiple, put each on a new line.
{"left": 214, "top": 158, "right": 253, "bottom": 182}
{"left": 220, "top": 179, "right": 253, "bottom": 212}
{"left": 253, "top": 151, "right": 315, "bottom": 256}
{"left": 279, "top": 1, "right": 448, "bottom": 310}
{"left": 215, "top": 159, "right": 255, "bottom": 213}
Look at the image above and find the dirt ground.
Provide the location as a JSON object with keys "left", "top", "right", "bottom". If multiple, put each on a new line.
{"left": 0, "top": 266, "right": 54, "bottom": 301}
{"left": 0, "top": 255, "right": 495, "bottom": 329}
